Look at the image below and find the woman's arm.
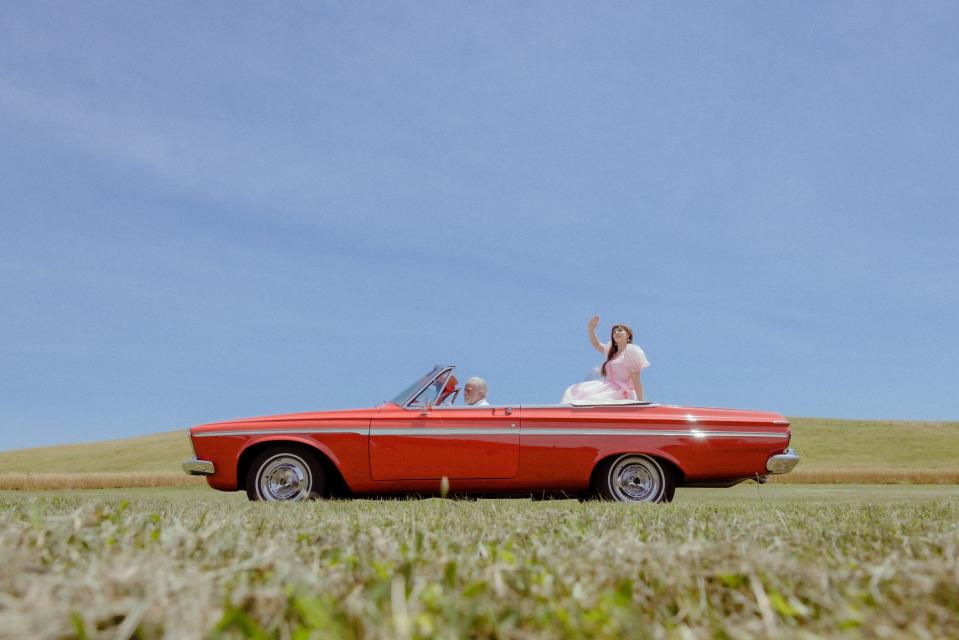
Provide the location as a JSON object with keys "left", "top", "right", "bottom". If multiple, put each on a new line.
{"left": 588, "top": 315, "right": 604, "bottom": 354}
{"left": 630, "top": 371, "right": 644, "bottom": 401}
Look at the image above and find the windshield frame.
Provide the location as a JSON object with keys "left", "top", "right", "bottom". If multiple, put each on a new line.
{"left": 389, "top": 365, "right": 455, "bottom": 407}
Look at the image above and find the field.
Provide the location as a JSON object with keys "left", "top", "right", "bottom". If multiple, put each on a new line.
{"left": 776, "top": 417, "right": 959, "bottom": 483}
{"left": 2, "top": 419, "right": 957, "bottom": 637}
{"left": 2, "top": 485, "right": 957, "bottom": 638}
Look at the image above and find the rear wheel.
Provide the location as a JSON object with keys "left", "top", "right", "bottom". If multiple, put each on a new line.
{"left": 593, "top": 454, "right": 674, "bottom": 503}
{"left": 245, "top": 446, "right": 326, "bottom": 502}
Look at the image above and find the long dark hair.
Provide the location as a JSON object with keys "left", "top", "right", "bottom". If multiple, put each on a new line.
{"left": 601, "top": 323, "right": 633, "bottom": 377}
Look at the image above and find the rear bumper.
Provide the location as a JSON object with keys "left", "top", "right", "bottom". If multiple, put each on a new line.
{"left": 182, "top": 456, "right": 215, "bottom": 476}
{"left": 766, "top": 448, "right": 800, "bottom": 474}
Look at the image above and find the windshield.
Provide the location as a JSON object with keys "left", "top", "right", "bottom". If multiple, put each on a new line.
{"left": 389, "top": 366, "right": 446, "bottom": 405}
{"left": 409, "top": 370, "right": 453, "bottom": 407}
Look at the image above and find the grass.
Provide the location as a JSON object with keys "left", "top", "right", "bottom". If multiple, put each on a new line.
{"left": 1, "top": 485, "right": 957, "bottom": 638}
{"left": 770, "top": 469, "right": 959, "bottom": 484}
{"left": 0, "top": 472, "right": 205, "bottom": 491}
{"left": 787, "top": 417, "right": 959, "bottom": 471}
{"left": 3, "top": 418, "right": 954, "bottom": 637}
{"left": 0, "top": 429, "right": 193, "bottom": 473}
{"left": 771, "top": 417, "right": 959, "bottom": 483}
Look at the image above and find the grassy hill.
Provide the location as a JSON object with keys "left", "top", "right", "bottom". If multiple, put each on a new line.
{"left": 787, "top": 417, "right": 959, "bottom": 471}
{"left": 0, "top": 418, "right": 956, "bottom": 487}
{"left": 0, "top": 430, "right": 193, "bottom": 474}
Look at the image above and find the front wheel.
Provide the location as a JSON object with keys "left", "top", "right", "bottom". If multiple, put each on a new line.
{"left": 593, "top": 454, "right": 675, "bottom": 503}
{"left": 246, "top": 447, "right": 326, "bottom": 502}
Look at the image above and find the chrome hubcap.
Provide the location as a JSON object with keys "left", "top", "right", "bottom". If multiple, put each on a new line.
{"left": 257, "top": 454, "right": 312, "bottom": 501}
{"left": 609, "top": 456, "right": 662, "bottom": 502}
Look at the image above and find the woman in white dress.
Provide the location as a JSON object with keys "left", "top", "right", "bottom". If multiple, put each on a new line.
{"left": 561, "top": 315, "right": 649, "bottom": 403}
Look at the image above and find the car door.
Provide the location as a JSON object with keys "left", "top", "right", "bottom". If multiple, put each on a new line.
{"left": 369, "top": 404, "right": 520, "bottom": 480}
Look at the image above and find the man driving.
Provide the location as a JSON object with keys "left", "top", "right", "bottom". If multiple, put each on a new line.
{"left": 463, "top": 377, "right": 490, "bottom": 406}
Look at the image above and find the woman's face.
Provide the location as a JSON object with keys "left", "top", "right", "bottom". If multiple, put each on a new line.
{"left": 612, "top": 326, "right": 631, "bottom": 344}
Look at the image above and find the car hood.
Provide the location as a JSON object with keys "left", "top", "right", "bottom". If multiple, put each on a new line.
{"left": 189, "top": 407, "right": 379, "bottom": 436}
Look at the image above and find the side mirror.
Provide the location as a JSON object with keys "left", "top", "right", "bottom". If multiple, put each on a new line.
{"left": 420, "top": 401, "right": 432, "bottom": 416}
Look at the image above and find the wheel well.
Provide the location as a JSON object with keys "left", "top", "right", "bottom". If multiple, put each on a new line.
{"left": 237, "top": 441, "right": 350, "bottom": 497}
{"left": 589, "top": 453, "right": 685, "bottom": 490}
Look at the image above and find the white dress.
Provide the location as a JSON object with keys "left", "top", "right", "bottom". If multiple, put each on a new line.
{"left": 561, "top": 343, "right": 649, "bottom": 403}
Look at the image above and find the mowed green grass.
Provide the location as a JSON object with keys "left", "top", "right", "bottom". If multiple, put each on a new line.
{"left": 1, "top": 417, "right": 956, "bottom": 476}
{"left": 1, "top": 485, "right": 957, "bottom": 638}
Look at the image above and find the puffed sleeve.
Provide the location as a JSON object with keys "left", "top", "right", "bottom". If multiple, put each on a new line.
{"left": 623, "top": 344, "right": 650, "bottom": 373}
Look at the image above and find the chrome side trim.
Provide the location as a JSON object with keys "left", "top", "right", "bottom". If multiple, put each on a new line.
{"left": 408, "top": 405, "right": 513, "bottom": 411}
{"left": 182, "top": 457, "right": 215, "bottom": 475}
{"left": 410, "top": 403, "right": 658, "bottom": 410}
{"left": 373, "top": 428, "right": 786, "bottom": 439}
{"left": 520, "top": 428, "right": 787, "bottom": 439}
{"left": 568, "top": 401, "right": 653, "bottom": 407}
{"left": 372, "top": 428, "right": 517, "bottom": 436}
{"left": 766, "top": 448, "right": 800, "bottom": 473}
{"left": 195, "top": 427, "right": 786, "bottom": 439}
{"left": 193, "top": 428, "right": 367, "bottom": 438}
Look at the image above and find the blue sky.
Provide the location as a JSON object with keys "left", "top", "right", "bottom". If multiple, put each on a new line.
{"left": 2, "top": 3, "right": 957, "bottom": 451}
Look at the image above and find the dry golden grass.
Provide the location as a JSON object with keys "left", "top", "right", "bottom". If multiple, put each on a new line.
{"left": 0, "top": 429, "right": 193, "bottom": 473}
{"left": 0, "top": 472, "right": 205, "bottom": 491}
{"left": 788, "top": 416, "right": 959, "bottom": 471}
{"left": 771, "top": 469, "right": 959, "bottom": 484}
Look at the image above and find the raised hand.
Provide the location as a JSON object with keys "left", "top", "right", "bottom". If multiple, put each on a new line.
{"left": 587, "top": 315, "right": 603, "bottom": 353}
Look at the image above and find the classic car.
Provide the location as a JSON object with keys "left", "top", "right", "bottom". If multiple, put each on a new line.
{"left": 183, "top": 365, "right": 799, "bottom": 503}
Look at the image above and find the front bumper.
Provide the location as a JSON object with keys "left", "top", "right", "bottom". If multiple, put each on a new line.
{"left": 182, "top": 456, "right": 215, "bottom": 476}
{"left": 766, "top": 448, "right": 800, "bottom": 474}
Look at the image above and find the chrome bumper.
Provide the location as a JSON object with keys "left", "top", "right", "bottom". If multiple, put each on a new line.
{"left": 766, "top": 448, "right": 800, "bottom": 474}
{"left": 182, "top": 457, "right": 215, "bottom": 476}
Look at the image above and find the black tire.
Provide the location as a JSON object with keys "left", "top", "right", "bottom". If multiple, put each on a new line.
{"left": 245, "top": 446, "right": 326, "bottom": 502}
{"left": 661, "top": 474, "right": 676, "bottom": 503}
{"left": 592, "top": 454, "right": 674, "bottom": 504}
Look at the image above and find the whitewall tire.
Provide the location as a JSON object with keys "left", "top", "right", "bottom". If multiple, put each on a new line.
{"left": 595, "top": 454, "right": 675, "bottom": 503}
{"left": 245, "top": 447, "right": 326, "bottom": 502}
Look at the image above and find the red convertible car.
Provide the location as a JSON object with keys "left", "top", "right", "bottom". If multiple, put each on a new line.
{"left": 183, "top": 365, "right": 799, "bottom": 503}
